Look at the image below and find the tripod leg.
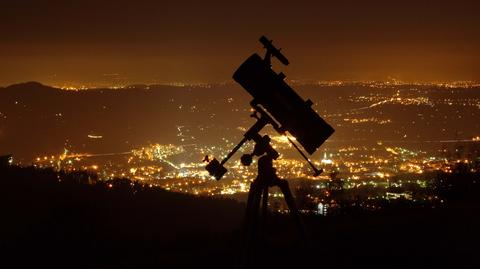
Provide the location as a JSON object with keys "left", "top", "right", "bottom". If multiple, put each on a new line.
{"left": 245, "top": 181, "right": 257, "bottom": 222}
{"left": 261, "top": 186, "right": 269, "bottom": 228}
{"left": 244, "top": 179, "right": 264, "bottom": 265}
{"left": 277, "top": 179, "right": 308, "bottom": 244}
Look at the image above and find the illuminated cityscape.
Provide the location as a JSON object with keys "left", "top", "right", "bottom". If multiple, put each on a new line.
{"left": 15, "top": 80, "right": 478, "bottom": 215}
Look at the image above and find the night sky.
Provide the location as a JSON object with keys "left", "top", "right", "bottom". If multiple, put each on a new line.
{"left": 1, "top": 0, "right": 479, "bottom": 86}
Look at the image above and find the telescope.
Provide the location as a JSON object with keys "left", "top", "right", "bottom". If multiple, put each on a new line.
{"left": 204, "top": 36, "right": 335, "bottom": 258}
{"left": 205, "top": 36, "right": 334, "bottom": 180}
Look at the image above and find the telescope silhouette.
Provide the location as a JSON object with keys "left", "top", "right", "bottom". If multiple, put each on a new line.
{"left": 205, "top": 35, "right": 334, "bottom": 180}
{"left": 204, "top": 36, "right": 335, "bottom": 264}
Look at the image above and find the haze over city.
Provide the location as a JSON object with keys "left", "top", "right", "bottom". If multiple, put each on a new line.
{"left": 1, "top": 0, "right": 479, "bottom": 87}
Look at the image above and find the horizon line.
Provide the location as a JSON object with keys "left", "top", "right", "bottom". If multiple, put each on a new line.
{"left": 1, "top": 79, "right": 480, "bottom": 90}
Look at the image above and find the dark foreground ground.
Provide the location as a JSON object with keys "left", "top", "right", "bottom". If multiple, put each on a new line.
{"left": 1, "top": 165, "right": 479, "bottom": 268}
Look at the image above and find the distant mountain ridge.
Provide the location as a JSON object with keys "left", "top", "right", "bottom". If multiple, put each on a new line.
{"left": 1, "top": 81, "right": 58, "bottom": 92}
{"left": 0, "top": 81, "right": 251, "bottom": 162}
{"left": 1, "top": 81, "right": 480, "bottom": 163}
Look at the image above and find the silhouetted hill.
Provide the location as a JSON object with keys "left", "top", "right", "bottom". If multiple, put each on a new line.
{"left": 3, "top": 81, "right": 54, "bottom": 91}
{"left": 0, "top": 165, "right": 245, "bottom": 268}
{"left": 0, "top": 81, "right": 253, "bottom": 161}
{"left": 1, "top": 165, "right": 480, "bottom": 268}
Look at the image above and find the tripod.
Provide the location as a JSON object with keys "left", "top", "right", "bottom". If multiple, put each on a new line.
{"left": 242, "top": 136, "right": 307, "bottom": 264}
{"left": 204, "top": 106, "right": 318, "bottom": 264}
{"left": 204, "top": 36, "right": 334, "bottom": 267}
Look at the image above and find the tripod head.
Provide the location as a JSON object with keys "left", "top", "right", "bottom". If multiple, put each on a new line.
{"left": 240, "top": 134, "right": 278, "bottom": 167}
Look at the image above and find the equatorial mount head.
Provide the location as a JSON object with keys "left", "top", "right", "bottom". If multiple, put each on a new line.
{"left": 240, "top": 134, "right": 280, "bottom": 167}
